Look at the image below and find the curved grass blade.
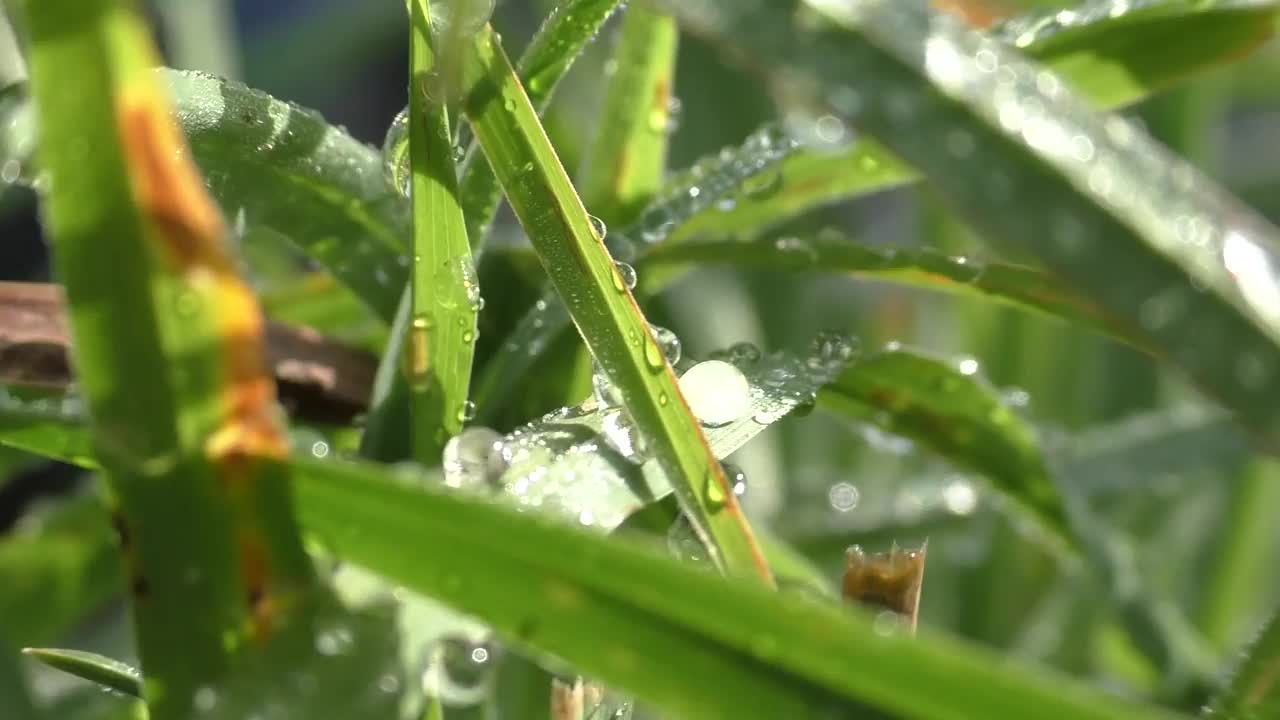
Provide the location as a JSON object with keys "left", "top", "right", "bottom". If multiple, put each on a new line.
{"left": 456, "top": 0, "right": 625, "bottom": 248}
{"left": 291, "top": 453, "right": 1180, "bottom": 720}
{"left": 460, "top": 27, "right": 772, "bottom": 581}
{"left": 817, "top": 347, "right": 1073, "bottom": 549}
{"left": 1205, "top": 607, "right": 1280, "bottom": 718}
{"left": 4, "top": 69, "right": 410, "bottom": 322}
{"left": 666, "top": 0, "right": 1279, "bottom": 243}
{"left": 698, "top": 0, "right": 1280, "bottom": 447}
{"left": 639, "top": 229, "right": 1145, "bottom": 351}
{"left": 580, "top": 5, "right": 679, "bottom": 225}
{"left": 22, "top": 649, "right": 142, "bottom": 698}
{"left": 406, "top": 0, "right": 478, "bottom": 462}
{"left": 18, "top": 0, "right": 315, "bottom": 713}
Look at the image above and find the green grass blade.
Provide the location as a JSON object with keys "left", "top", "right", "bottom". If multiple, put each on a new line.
{"left": 1205, "top": 607, "right": 1280, "bottom": 718}
{"left": 472, "top": 125, "right": 797, "bottom": 422}
{"left": 406, "top": 0, "right": 478, "bottom": 462}
{"left": 454, "top": 0, "right": 625, "bottom": 248}
{"left": 677, "top": 0, "right": 1280, "bottom": 447}
{"left": 638, "top": 229, "right": 1148, "bottom": 352}
{"left": 460, "top": 27, "right": 772, "bottom": 581}
{"left": 997, "top": 0, "right": 1276, "bottom": 110}
{"left": 7, "top": 69, "right": 410, "bottom": 322}
{"left": 817, "top": 347, "right": 1073, "bottom": 549}
{"left": 291, "top": 454, "right": 1182, "bottom": 720}
{"left": 22, "top": 648, "right": 142, "bottom": 698}
{"left": 17, "top": 0, "right": 314, "bottom": 713}
{"left": 580, "top": 5, "right": 678, "bottom": 225}
{"left": 667, "top": 0, "right": 1279, "bottom": 243}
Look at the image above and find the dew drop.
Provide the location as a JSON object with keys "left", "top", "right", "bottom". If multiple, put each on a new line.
{"left": 678, "top": 359, "right": 752, "bottom": 428}
{"left": 588, "top": 214, "right": 607, "bottom": 240}
{"left": 442, "top": 426, "right": 503, "bottom": 489}
{"left": 704, "top": 469, "right": 728, "bottom": 512}
{"left": 613, "top": 261, "right": 637, "bottom": 291}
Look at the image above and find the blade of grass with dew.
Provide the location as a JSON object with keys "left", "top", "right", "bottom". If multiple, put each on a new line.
{"left": 1204, "top": 606, "right": 1280, "bottom": 718}
{"left": 815, "top": 348, "right": 1216, "bottom": 681}
{"left": 406, "top": 0, "right": 478, "bottom": 462}
{"left": 667, "top": 0, "right": 1280, "bottom": 243}
{"left": 638, "top": 229, "right": 1150, "bottom": 352}
{"left": 456, "top": 0, "right": 625, "bottom": 249}
{"left": 22, "top": 649, "right": 142, "bottom": 698}
{"left": 459, "top": 26, "right": 772, "bottom": 581}
{"left": 290, "top": 453, "right": 1182, "bottom": 720}
{"left": 677, "top": 0, "right": 1280, "bottom": 448}
{"left": 580, "top": 5, "right": 678, "bottom": 225}
{"left": 472, "top": 124, "right": 798, "bottom": 422}
{"left": 17, "top": 0, "right": 315, "bottom": 713}
{"left": 817, "top": 346, "right": 1074, "bottom": 549}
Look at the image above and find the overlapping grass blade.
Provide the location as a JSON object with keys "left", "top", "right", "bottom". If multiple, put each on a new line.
{"left": 17, "top": 0, "right": 315, "bottom": 713}
{"left": 22, "top": 648, "right": 142, "bottom": 698}
{"left": 639, "top": 229, "right": 1146, "bottom": 351}
{"left": 290, "top": 453, "right": 1180, "bottom": 720}
{"left": 1204, "top": 607, "right": 1280, "bottom": 717}
{"left": 667, "top": 0, "right": 1279, "bottom": 243}
{"left": 460, "top": 26, "right": 772, "bottom": 580}
{"left": 404, "top": 0, "right": 478, "bottom": 462}
{"left": 580, "top": 5, "right": 678, "bottom": 225}
{"left": 456, "top": 0, "right": 624, "bottom": 248}
{"left": 817, "top": 347, "right": 1073, "bottom": 547}
{"left": 667, "top": 0, "right": 1280, "bottom": 447}
{"left": 472, "top": 125, "right": 797, "bottom": 421}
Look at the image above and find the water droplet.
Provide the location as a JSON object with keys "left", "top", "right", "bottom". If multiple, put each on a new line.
{"left": 457, "top": 400, "right": 477, "bottom": 423}
{"left": 426, "top": 635, "right": 495, "bottom": 707}
{"left": 704, "top": 469, "right": 728, "bottom": 512}
{"left": 452, "top": 144, "right": 466, "bottom": 162}
{"left": 828, "top": 482, "right": 859, "bottom": 512}
{"left": 679, "top": 360, "right": 752, "bottom": 428}
{"left": 957, "top": 357, "right": 979, "bottom": 376}
{"left": 442, "top": 426, "right": 503, "bottom": 489}
{"left": 649, "top": 324, "right": 682, "bottom": 365}
{"left": 310, "top": 441, "right": 330, "bottom": 459}
{"left": 381, "top": 107, "right": 410, "bottom": 197}
{"left": 614, "top": 261, "right": 637, "bottom": 291}
{"left": 588, "top": 214, "right": 607, "bottom": 240}
{"left": 724, "top": 462, "right": 748, "bottom": 497}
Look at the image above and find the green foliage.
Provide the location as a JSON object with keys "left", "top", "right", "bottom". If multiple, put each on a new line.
{"left": 3, "top": 0, "right": 1280, "bottom": 718}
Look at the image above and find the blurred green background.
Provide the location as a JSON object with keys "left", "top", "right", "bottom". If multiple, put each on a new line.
{"left": 3, "top": 0, "right": 1280, "bottom": 716}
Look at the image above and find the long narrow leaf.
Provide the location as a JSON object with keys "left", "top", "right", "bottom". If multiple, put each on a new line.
{"left": 457, "top": 0, "right": 626, "bottom": 247}
{"left": 580, "top": 5, "right": 679, "bottom": 225}
{"left": 17, "top": 0, "right": 315, "bottom": 714}
{"left": 291, "top": 454, "right": 1179, "bottom": 720}
{"left": 460, "top": 27, "right": 772, "bottom": 580}
{"left": 638, "top": 230, "right": 1146, "bottom": 351}
{"left": 406, "top": 0, "right": 478, "bottom": 462}
{"left": 667, "top": 0, "right": 1279, "bottom": 243}
{"left": 818, "top": 347, "right": 1073, "bottom": 547}
{"left": 667, "top": 0, "right": 1280, "bottom": 447}
{"left": 1205, "top": 607, "right": 1280, "bottom": 718}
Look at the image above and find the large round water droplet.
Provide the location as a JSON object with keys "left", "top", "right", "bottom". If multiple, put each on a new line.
{"left": 442, "top": 426, "right": 502, "bottom": 489}
{"left": 588, "top": 214, "right": 607, "bottom": 240}
{"left": 723, "top": 462, "right": 748, "bottom": 498}
{"left": 613, "top": 261, "right": 637, "bottom": 292}
{"left": 678, "top": 360, "right": 752, "bottom": 428}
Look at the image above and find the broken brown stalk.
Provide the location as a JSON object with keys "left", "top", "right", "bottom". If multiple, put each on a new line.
{"left": 0, "top": 281, "right": 378, "bottom": 424}
{"left": 842, "top": 542, "right": 928, "bottom": 633}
